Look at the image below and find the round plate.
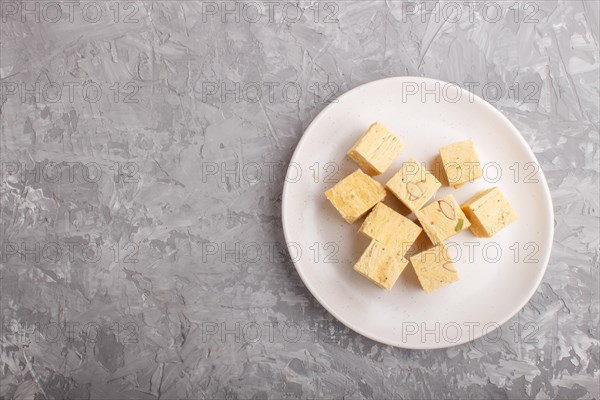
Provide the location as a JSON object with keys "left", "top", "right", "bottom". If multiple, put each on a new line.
{"left": 282, "top": 77, "right": 553, "bottom": 349}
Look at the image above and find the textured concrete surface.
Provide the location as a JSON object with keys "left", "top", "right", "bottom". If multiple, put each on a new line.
{"left": 0, "top": 1, "right": 599, "bottom": 399}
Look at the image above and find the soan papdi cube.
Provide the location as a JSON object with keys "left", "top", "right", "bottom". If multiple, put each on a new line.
{"left": 439, "top": 140, "right": 483, "bottom": 188}
{"left": 325, "top": 169, "right": 386, "bottom": 223}
{"left": 386, "top": 158, "right": 441, "bottom": 212}
{"left": 461, "top": 187, "right": 518, "bottom": 237}
{"left": 359, "top": 203, "right": 422, "bottom": 254}
{"left": 416, "top": 194, "right": 471, "bottom": 245}
{"left": 354, "top": 240, "right": 409, "bottom": 290}
{"left": 347, "top": 122, "right": 405, "bottom": 176}
{"left": 409, "top": 243, "right": 459, "bottom": 293}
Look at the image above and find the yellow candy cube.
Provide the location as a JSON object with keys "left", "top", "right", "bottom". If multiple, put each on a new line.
{"left": 386, "top": 158, "right": 441, "bottom": 212}
{"left": 359, "top": 202, "right": 422, "bottom": 254}
{"left": 410, "top": 244, "right": 459, "bottom": 293}
{"left": 347, "top": 122, "right": 405, "bottom": 176}
{"left": 354, "top": 240, "right": 409, "bottom": 290}
{"left": 461, "top": 187, "right": 518, "bottom": 237}
{"left": 325, "top": 169, "right": 386, "bottom": 223}
{"left": 439, "top": 140, "right": 483, "bottom": 188}
{"left": 416, "top": 194, "right": 471, "bottom": 245}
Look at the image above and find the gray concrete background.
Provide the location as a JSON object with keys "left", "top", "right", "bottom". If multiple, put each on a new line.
{"left": 1, "top": 1, "right": 598, "bottom": 399}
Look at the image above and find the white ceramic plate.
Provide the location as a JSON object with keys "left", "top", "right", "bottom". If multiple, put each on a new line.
{"left": 282, "top": 77, "right": 553, "bottom": 349}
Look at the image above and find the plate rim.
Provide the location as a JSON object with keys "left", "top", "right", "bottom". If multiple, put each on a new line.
{"left": 281, "top": 76, "right": 554, "bottom": 350}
